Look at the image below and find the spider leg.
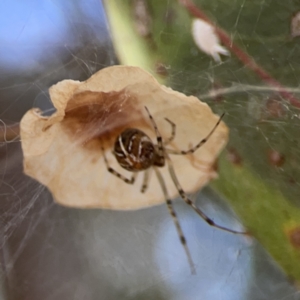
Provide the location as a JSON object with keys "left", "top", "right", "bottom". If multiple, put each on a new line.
{"left": 141, "top": 169, "right": 152, "bottom": 193}
{"left": 165, "top": 113, "right": 225, "bottom": 155}
{"left": 101, "top": 146, "right": 136, "bottom": 184}
{"left": 165, "top": 153, "right": 247, "bottom": 234}
{"left": 164, "top": 118, "right": 176, "bottom": 145}
{"left": 154, "top": 167, "right": 196, "bottom": 275}
{"left": 144, "top": 107, "right": 164, "bottom": 158}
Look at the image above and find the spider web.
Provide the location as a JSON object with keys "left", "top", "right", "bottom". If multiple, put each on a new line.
{"left": 0, "top": 0, "right": 300, "bottom": 299}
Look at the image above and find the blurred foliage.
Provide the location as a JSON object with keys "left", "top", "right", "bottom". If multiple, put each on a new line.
{"left": 104, "top": 0, "right": 300, "bottom": 281}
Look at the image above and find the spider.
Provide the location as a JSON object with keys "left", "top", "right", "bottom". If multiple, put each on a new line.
{"left": 102, "top": 107, "right": 245, "bottom": 274}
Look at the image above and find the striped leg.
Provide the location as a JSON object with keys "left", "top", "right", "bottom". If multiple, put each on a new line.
{"left": 166, "top": 113, "right": 225, "bottom": 155}
{"left": 164, "top": 118, "right": 176, "bottom": 145}
{"left": 144, "top": 107, "right": 164, "bottom": 158}
{"left": 101, "top": 146, "right": 136, "bottom": 184}
{"left": 154, "top": 167, "right": 196, "bottom": 274}
{"left": 165, "top": 153, "right": 247, "bottom": 234}
{"left": 141, "top": 169, "right": 152, "bottom": 193}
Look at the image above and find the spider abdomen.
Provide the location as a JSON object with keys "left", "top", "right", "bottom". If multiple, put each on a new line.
{"left": 114, "top": 128, "right": 156, "bottom": 171}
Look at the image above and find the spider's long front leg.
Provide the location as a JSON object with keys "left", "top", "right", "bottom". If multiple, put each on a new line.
{"left": 165, "top": 153, "right": 247, "bottom": 235}
{"left": 165, "top": 113, "right": 225, "bottom": 155}
{"left": 101, "top": 147, "right": 137, "bottom": 184}
{"left": 154, "top": 167, "right": 196, "bottom": 274}
{"left": 144, "top": 107, "right": 164, "bottom": 158}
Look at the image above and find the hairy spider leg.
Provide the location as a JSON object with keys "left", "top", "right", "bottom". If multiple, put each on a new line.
{"left": 163, "top": 118, "right": 176, "bottom": 145}
{"left": 154, "top": 167, "right": 196, "bottom": 274}
{"left": 144, "top": 106, "right": 164, "bottom": 158}
{"left": 141, "top": 168, "right": 152, "bottom": 193}
{"left": 101, "top": 146, "right": 137, "bottom": 184}
{"left": 165, "top": 152, "right": 246, "bottom": 234}
{"left": 164, "top": 116, "right": 216, "bottom": 174}
{"left": 166, "top": 113, "right": 225, "bottom": 155}
{"left": 144, "top": 107, "right": 197, "bottom": 273}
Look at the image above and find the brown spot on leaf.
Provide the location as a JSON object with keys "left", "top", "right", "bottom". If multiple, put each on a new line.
{"left": 288, "top": 177, "right": 296, "bottom": 185}
{"left": 291, "top": 12, "right": 300, "bottom": 38}
{"left": 227, "top": 147, "right": 242, "bottom": 166}
{"left": 155, "top": 62, "right": 169, "bottom": 77}
{"left": 287, "top": 227, "right": 300, "bottom": 249}
{"left": 132, "top": 0, "right": 152, "bottom": 38}
{"left": 268, "top": 149, "right": 285, "bottom": 167}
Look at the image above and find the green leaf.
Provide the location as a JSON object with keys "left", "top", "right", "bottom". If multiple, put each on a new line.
{"left": 104, "top": 0, "right": 300, "bottom": 281}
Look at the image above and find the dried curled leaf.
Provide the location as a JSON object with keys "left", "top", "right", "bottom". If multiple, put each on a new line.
{"left": 20, "top": 66, "right": 228, "bottom": 210}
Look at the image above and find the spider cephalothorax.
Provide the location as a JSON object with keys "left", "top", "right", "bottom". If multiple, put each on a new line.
{"left": 114, "top": 128, "right": 164, "bottom": 171}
